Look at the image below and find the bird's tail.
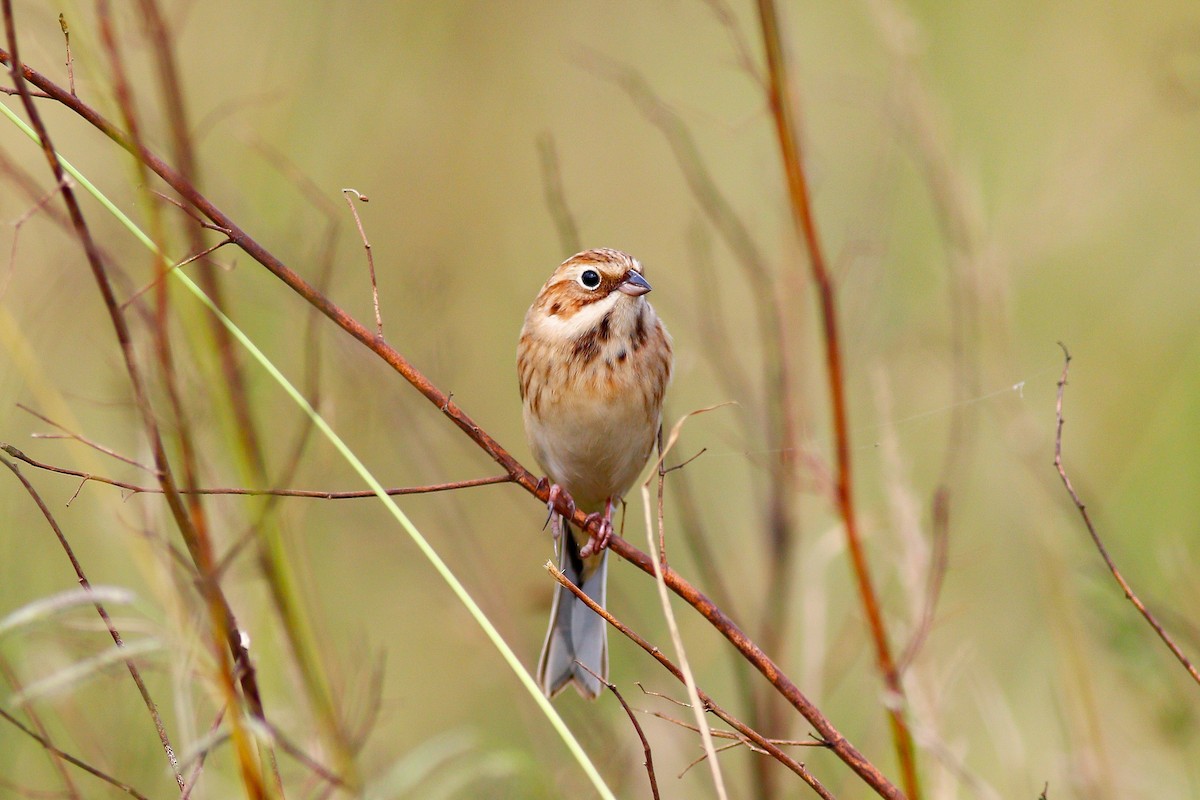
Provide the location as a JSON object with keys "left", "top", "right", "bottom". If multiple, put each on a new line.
{"left": 537, "top": 524, "right": 609, "bottom": 699}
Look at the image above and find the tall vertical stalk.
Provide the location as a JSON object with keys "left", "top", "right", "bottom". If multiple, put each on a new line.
{"left": 755, "top": 2, "right": 921, "bottom": 797}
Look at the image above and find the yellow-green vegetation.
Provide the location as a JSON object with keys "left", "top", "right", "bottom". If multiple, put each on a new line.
{"left": 1, "top": 2, "right": 1198, "bottom": 798}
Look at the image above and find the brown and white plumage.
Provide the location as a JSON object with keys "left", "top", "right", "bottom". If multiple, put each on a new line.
{"left": 518, "top": 248, "right": 672, "bottom": 699}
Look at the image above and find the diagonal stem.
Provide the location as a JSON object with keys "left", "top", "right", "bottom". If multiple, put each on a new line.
{"left": 1054, "top": 344, "right": 1200, "bottom": 688}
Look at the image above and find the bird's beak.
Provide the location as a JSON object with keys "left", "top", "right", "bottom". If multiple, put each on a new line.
{"left": 617, "top": 270, "right": 652, "bottom": 296}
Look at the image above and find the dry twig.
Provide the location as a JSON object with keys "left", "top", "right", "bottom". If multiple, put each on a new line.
{"left": 1053, "top": 343, "right": 1200, "bottom": 688}
{"left": 0, "top": 452, "right": 184, "bottom": 787}
{"left": 342, "top": 187, "right": 383, "bottom": 339}
{"left": 3, "top": 442, "right": 511, "bottom": 501}
{"left": 0, "top": 707, "right": 151, "bottom": 800}
{"left": 575, "top": 662, "right": 660, "bottom": 800}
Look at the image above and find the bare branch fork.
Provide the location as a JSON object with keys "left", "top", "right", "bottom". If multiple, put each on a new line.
{"left": 0, "top": 47, "right": 904, "bottom": 800}
{"left": 1053, "top": 343, "right": 1200, "bottom": 688}
{"left": 2, "top": 442, "right": 511, "bottom": 501}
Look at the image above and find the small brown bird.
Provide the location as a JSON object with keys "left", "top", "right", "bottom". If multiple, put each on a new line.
{"left": 517, "top": 248, "right": 673, "bottom": 698}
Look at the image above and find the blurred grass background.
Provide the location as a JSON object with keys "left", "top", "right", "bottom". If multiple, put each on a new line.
{"left": 1, "top": 1, "right": 1199, "bottom": 798}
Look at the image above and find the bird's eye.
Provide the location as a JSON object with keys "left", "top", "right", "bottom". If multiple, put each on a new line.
{"left": 578, "top": 269, "right": 601, "bottom": 290}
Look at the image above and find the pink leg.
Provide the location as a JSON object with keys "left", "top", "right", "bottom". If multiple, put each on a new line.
{"left": 543, "top": 482, "right": 575, "bottom": 539}
{"left": 579, "top": 497, "right": 615, "bottom": 559}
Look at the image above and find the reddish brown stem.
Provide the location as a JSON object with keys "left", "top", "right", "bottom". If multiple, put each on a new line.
{"left": 1, "top": 444, "right": 511, "bottom": 499}
{"left": 574, "top": 661, "right": 661, "bottom": 800}
{"left": 755, "top": 2, "right": 920, "bottom": 797}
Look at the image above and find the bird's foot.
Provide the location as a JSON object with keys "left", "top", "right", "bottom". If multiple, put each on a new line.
{"left": 542, "top": 481, "right": 575, "bottom": 539}
{"left": 579, "top": 498, "right": 616, "bottom": 558}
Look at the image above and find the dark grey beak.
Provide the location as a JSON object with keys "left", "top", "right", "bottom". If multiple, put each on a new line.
{"left": 617, "top": 270, "right": 652, "bottom": 297}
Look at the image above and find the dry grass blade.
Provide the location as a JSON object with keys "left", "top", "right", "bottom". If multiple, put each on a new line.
{"left": 8, "top": 638, "right": 162, "bottom": 706}
{"left": 0, "top": 586, "right": 136, "bottom": 637}
{"left": 640, "top": 407, "right": 734, "bottom": 800}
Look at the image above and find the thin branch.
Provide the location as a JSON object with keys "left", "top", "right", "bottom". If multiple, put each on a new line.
{"left": 58, "top": 13, "right": 72, "bottom": 96}
{"left": 179, "top": 705, "right": 225, "bottom": 800}
{"left": 896, "top": 486, "right": 950, "bottom": 674}
{"left": 700, "top": 0, "right": 767, "bottom": 88}
{"left": 0, "top": 656, "right": 81, "bottom": 798}
{"left": 535, "top": 133, "right": 582, "bottom": 255}
{"left": 2, "top": 174, "right": 69, "bottom": 300}
{"left": 575, "top": 662, "right": 660, "bottom": 800}
{"left": 256, "top": 718, "right": 350, "bottom": 789}
{"left": 1, "top": 444, "right": 511, "bottom": 499}
{"left": 662, "top": 447, "right": 706, "bottom": 475}
{"left": 679, "top": 741, "right": 747, "bottom": 778}
{"left": 19, "top": 404, "right": 158, "bottom": 474}
{"left": 0, "top": 83, "right": 48, "bottom": 96}
{"left": 119, "top": 237, "right": 233, "bottom": 310}
{"left": 0, "top": 707, "right": 152, "bottom": 800}
{"left": 0, "top": 452, "right": 184, "bottom": 787}
{"left": 546, "top": 562, "right": 837, "bottom": 800}
{"left": 644, "top": 706, "right": 825, "bottom": 749}
{"left": 1053, "top": 343, "right": 1200, "bottom": 688}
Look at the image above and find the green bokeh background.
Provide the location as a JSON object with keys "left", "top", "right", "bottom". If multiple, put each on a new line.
{"left": 1, "top": 2, "right": 1198, "bottom": 798}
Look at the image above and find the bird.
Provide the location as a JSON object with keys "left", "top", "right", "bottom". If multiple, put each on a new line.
{"left": 517, "top": 248, "right": 673, "bottom": 699}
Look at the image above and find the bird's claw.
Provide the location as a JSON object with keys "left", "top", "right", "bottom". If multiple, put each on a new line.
{"left": 578, "top": 512, "right": 613, "bottom": 559}
{"left": 543, "top": 482, "right": 574, "bottom": 539}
